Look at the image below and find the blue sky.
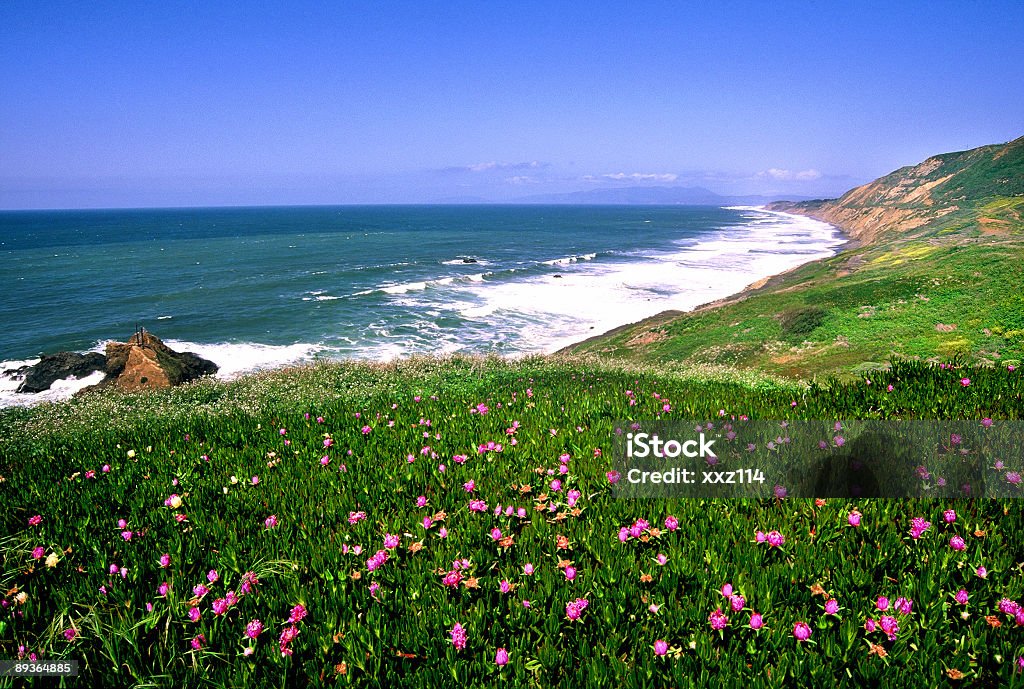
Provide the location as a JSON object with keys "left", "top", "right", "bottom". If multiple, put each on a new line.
{"left": 1, "top": 1, "right": 1022, "bottom": 208}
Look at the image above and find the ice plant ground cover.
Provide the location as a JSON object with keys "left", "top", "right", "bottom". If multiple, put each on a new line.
{"left": 1, "top": 355, "right": 1023, "bottom": 687}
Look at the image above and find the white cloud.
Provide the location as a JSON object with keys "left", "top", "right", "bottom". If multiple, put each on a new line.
{"left": 460, "top": 161, "right": 545, "bottom": 173}
{"left": 757, "top": 168, "right": 822, "bottom": 181}
{"left": 505, "top": 175, "right": 539, "bottom": 185}
{"left": 601, "top": 172, "right": 678, "bottom": 182}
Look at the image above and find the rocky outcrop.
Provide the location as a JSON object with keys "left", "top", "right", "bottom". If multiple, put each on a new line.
{"left": 15, "top": 352, "right": 107, "bottom": 393}
{"left": 15, "top": 330, "right": 218, "bottom": 395}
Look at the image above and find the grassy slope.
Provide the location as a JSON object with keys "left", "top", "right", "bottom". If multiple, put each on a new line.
{"left": 569, "top": 137, "right": 1024, "bottom": 379}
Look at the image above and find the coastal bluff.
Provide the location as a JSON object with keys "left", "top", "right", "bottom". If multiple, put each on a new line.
{"left": 10, "top": 330, "right": 218, "bottom": 395}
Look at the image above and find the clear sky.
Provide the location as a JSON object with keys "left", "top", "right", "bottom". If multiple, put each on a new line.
{"left": 2, "top": 1, "right": 1022, "bottom": 208}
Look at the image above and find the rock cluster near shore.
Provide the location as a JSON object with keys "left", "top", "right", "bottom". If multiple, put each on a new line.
{"left": 8, "top": 331, "right": 218, "bottom": 395}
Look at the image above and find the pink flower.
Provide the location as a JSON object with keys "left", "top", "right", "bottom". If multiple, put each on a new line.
{"left": 708, "top": 608, "right": 728, "bottom": 630}
{"left": 243, "top": 619, "right": 263, "bottom": 639}
{"left": 367, "top": 550, "right": 389, "bottom": 572}
{"left": 564, "top": 566, "right": 577, "bottom": 581}
{"left": 279, "top": 625, "right": 299, "bottom": 656}
{"left": 348, "top": 511, "right": 367, "bottom": 524}
{"left": 955, "top": 589, "right": 969, "bottom": 605}
{"left": 500, "top": 580, "right": 512, "bottom": 594}
{"left": 157, "top": 581, "right": 170, "bottom": 597}
{"left": 102, "top": 464, "right": 110, "bottom": 472}
{"left": 31, "top": 547, "right": 45, "bottom": 559}
{"left": 656, "top": 553, "right": 668, "bottom": 566}
{"left": 999, "top": 598, "right": 1020, "bottom": 615}
{"left": 879, "top": 615, "right": 899, "bottom": 640}
{"left": 664, "top": 515, "right": 678, "bottom": 531}
{"left": 159, "top": 554, "right": 171, "bottom": 568}
{"left": 944, "top": 509, "right": 956, "bottom": 523}
{"left": 463, "top": 480, "right": 475, "bottom": 492}
{"left": 654, "top": 639, "right": 668, "bottom": 656}
{"left": 28, "top": 515, "right": 42, "bottom": 526}
{"left": 523, "top": 563, "right": 535, "bottom": 576}
{"left": 960, "top": 378, "right": 971, "bottom": 387}
{"left": 491, "top": 528, "right": 502, "bottom": 541}
{"left": 416, "top": 495, "right": 427, "bottom": 508}
{"left": 191, "top": 634, "right": 206, "bottom": 650}
{"left": 63, "top": 627, "right": 78, "bottom": 642}
{"left": 977, "top": 566, "right": 988, "bottom": 578}
{"left": 909, "top": 517, "right": 930, "bottom": 539}
{"left": 188, "top": 607, "right": 201, "bottom": 623}
{"left": 383, "top": 533, "right": 400, "bottom": 549}
{"left": 824, "top": 599, "right": 839, "bottom": 615}
{"left": 441, "top": 570, "right": 463, "bottom": 588}
{"left": 792, "top": 621, "right": 811, "bottom": 641}
{"left": 721, "top": 583, "right": 734, "bottom": 597}
{"left": 949, "top": 536, "right": 966, "bottom": 551}
{"left": 847, "top": 511, "right": 862, "bottom": 527}
{"left": 207, "top": 569, "right": 219, "bottom": 583}
{"left": 264, "top": 515, "right": 278, "bottom": 529}
{"left": 212, "top": 598, "right": 228, "bottom": 615}
{"left": 288, "top": 604, "right": 308, "bottom": 624}
{"left": 749, "top": 612, "right": 764, "bottom": 630}
{"left": 876, "top": 596, "right": 889, "bottom": 611}
{"left": 729, "top": 595, "right": 745, "bottom": 612}
{"left": 449, "top": 622, "right": 468, "bottom": 651}
{"left": 766, "top": 530, "right": 785, "bottom": 547}
{"left": 864, "top": 618, "right": 877, "bottom": 632}
{"left": 495, "top": 647, "right": 509, "bottom": 666}
{"left": 755, "top": 530, "right": 767, "bottom": 543}
{"left": 606, "top": 471, "right": 621, "bottom": 484}
{"left": 565, "top": 598, "right": 589, "bottom": 621}
{"left": 121, "top": 530, "right": 133, "bottom": 541}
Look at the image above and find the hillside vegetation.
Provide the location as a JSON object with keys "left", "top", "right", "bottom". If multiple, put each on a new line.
{"left": 570, "top": 137, "right": 1024, "bottom": 379}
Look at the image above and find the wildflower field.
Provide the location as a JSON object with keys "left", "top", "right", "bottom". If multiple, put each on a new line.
{"left": 1, "top": 356, "right": 1023, "bottom": 687}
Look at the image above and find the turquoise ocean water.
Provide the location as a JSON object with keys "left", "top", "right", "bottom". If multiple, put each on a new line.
{"left": 0, "top": 205, "right": 841, "bottom": 404}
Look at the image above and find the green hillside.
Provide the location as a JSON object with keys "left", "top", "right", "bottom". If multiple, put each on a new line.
{"left": 570, "top": 137, "right": 1024, "bottom": 378}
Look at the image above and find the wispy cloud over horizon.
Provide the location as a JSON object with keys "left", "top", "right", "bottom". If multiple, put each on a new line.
{"left": 446, "top": 161, "right": 548, "bottom": 174}
{"left": 581, "top": 172, "right": 680, "bottom": 183}
{"left": 757, "top": 168, "right": 823, "bottom": 181}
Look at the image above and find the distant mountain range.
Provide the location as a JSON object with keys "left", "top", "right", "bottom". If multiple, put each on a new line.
{"left": 434, "top": 186, "right": 817, "bottom": 206}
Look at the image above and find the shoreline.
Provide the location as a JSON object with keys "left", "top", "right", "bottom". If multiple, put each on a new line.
{"left": 557, "top": 207, "right": 853, "bottom": 354}
{"left": 1, "top": 206, "right": 847, "bottom": 406}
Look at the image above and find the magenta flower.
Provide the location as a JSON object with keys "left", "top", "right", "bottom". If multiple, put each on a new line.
{"left": 664, "top": 515, "right": 678, "bottom": 531}
{"left": 955, "top": 589, "right": 969, "bottom": 605}
{"left": 824, "top": 599, "right": 840, "bottom": 615}
{"left": 449, "top": 622, "right": 468, "bottom": 651}
{"left": 264, "top": 515, "right": 278, "bottom": 529}
{"left": 193, "top": 584, "right": 209, "bottom": 598}
{"left": 191, "top": 634, "right": 206, "bottom": 650}
{"left": 157, "top": 581, "right": 170, "bottom": 597}
{"left": 879, "top": 615, "right": 899, "bottom": 640}
{"left": 188, "top": 607, "right": 201, "bottom": 623}
{"left": 566, "top": 598, "right": 589, "bottom": 621}
{"left": 416, "top": 495, "right": 427, "bottom": 508}
{"left": 287, "top": 604, "right": 308, "bottom": 624}
{"left": 864, "top": 618, "right": 876, "bottom": 632}
{"left": 490, "top": 528, "right": 502, "bottom": 541}
{"left": 950, "top": 536, "right": 966, "bottom": 551}
{"left": 31, "top": 547, "right": 45, "bottom": 559}
{"left": 766, "top": 530, "right": 785, "bottom": 547}
{"left": 212, "top": 598, "right": 228, "bottom": 615}
{"left": 159, "top": 554, "right": 171, "bottom": 568}
{"left": 383, "top": 533, "right": 400, "bottom": 549}
{"left": 960, "top": 378, "right": 970, "bottom": 387}
{"left": 63, "top": 627, "right": 78, "bottom": 642}
{"left": 523, "top": 563, "right": 535, "bottom": 576}
{"left": 909, "top": 517, "right": 930, "bottom": 539}
{"left": 793, "top": 621, "right": 811, "bottom": 641}
{"left": 999, "top": 598, "right": 1020, "bottom": 615}
{"left": 749, "top": 612, "right": 764, "bottom": 630}
{"left": 279, "top": 625, "right": 299, "bottom": 656}
{"left": 977, "top": 566, "right": 988, "bottom": 578}
{"left": 463, "top": 479, "right": 475, "bottom": 492}
{"left": 944, "top": 509, "right": 956, "bottom": 523}
{"left": 894, "top": 597, "right": 913, "bottom": 615}
{"left": 721, "top": 583, "right": 734, "bottom": 597}
{"left": 367, "top": 549, "right": 389, "bottom": 572}
{"left": 564, "top": 566, "right": 577, "bottom": 581}
{"left": 606, "top": 471, "right": 621, "bottom": 484}
{"left": 730, "top": 595, "right": 745, "bottom": 612}
{"left": 654, "top": 639, "right": 668, "bottom": 656}
{"left": 121, "top": 530, "right": 133, "bottom": 541}
{"left": 708, "top": 608, "right": 729, "bottom": 630}
{"left": 245, "top": 619, "right": 264, "bottom": 639}
{"left": 876, "top": 596, "right": 889, "bottom": 612}
{"left": 28, "top": 515, "right": 42, "bottom": 526}
{"left": 656, "top": 553, "right": 668, "bottom": 566}
{"left": 755, "top": 530, "right": 767, "bottom": 543}
{"left": 847, "top": 511, "right": 862, "bottom": 527}
{"left": 495, "top": 647, "right": 509, "bottom": 666}
{"left": 500, "top": 580, "right": 512, "bottom": 594}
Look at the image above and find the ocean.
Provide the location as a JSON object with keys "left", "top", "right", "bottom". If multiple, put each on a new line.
{"left": 0, "top": 204, "right": 842, "bottom": 405}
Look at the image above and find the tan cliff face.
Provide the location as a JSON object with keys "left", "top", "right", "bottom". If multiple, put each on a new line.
{"left": 769, "top": 136, "right": 1023, "bottom": 245}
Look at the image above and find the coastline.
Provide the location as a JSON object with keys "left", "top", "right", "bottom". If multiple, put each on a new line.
{"left": 557, "top": 207, "right": 852, "bottom": 354}
{"left": 1, "top": 205, "right": 847, "bottom": 406}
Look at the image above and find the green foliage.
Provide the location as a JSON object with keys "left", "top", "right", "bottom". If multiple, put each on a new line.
{"left": 1, "top": 357, "right": 1023, "bottom": 687}
{"left": 778, "top": 306, "right": 828, "bottom": 341}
